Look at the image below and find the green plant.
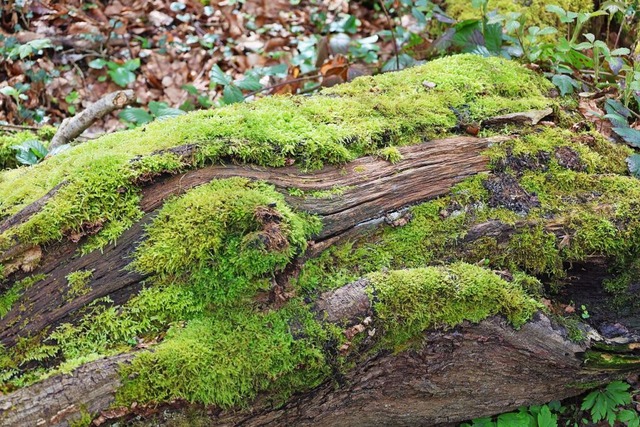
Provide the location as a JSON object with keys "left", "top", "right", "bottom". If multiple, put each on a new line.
{"left": 64, "top": 91, "right": 80, "bottom": 115}
{"left": 463, "top": 382, "right": 640, "bottom": 427}
{"left": 579, "top": 304, "right": 590, "bottom": 319}
{"left": 118, "top": 101, "right": 186, "bottom": 127}
{"left": 581, "top": 381, "right": 639, "bottom": 426}
{"left": 88, "top": 58, "right": 141, "bottom": 87}
{"left": 209, "top": 64, "right": 264, "bottom": 105}
{"left": 0, "top": 84, "right": 34, "bottom": 120}
{"left": 461, "top": 401, "right": 561, "bottom": 427}
{"left": 10, "top": 140, "right": 48, "bottom": 166}
{"left": 5, "top": 38, "right": 52, "bottom": 60}
{"left": 572, "top": 33, "right": 630, "bottom": 84}
{"left": 10, "top": 140, "right": 69, "bottom": 166}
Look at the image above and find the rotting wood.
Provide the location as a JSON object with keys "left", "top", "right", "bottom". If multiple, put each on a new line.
{"left": 0, "top": 276, "right": 621, "bottom": 427}
{"left": 0, "top": 135, "right": 502, "bottom": 347}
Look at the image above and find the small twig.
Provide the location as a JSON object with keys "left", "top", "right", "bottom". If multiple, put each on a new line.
{"left": 378, "top": 0, "right": 400, "bottom": 71}
{"left": 299, "top": 83, "right": 323, "bottom": 95}
{"left": 49, "top": 90, "right": 135, "bottom": 149}
{"left": 614, "top": 24, "right": 623, "bottom": 50}
{"left": 0, "top": 123, "right": 42, "bottom": 132}
{"left": 102, "top": 19, "right": 119, "bottom": 55}
{"left": 244, "top": 75, "right": 321, "bottom": 99}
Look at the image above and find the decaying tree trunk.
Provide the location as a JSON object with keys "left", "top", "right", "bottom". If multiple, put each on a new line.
{"left": 0, "top": 55, "right": 639, "bottom": 427}
{"left": 0, "top": 133, "right": 638, "bottom": 427}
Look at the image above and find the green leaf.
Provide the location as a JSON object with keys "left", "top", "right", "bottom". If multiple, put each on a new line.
{"left": 497, "top": 411, "right": 530, "bottom": 427}
{"left": 591, "top": 394, "right": 607, "bottom": 422}
{"left": 155, "top": 106, "right": 186, "bottom": 120}
{"left": 210, "top": 64, "right": 232, "bottom": 86}
{"left": 236, "top": 76, "right": 263, "bottom": 91}
{"left": 118, "top": 107, "right": 154, "bottom": 125}
{"left": 222, "top": 84, "right": 244, "bottom": 105}
{"left": 14, "top": 149, "right": 39, "bottom": 165}
{"left": 22, "top": 140, "right": 48, "bottom": 158}
{"left": 594, "top": 40, "right": 609, "bottom": 51}
{"left": 108, "top": 67, "right": 137, "bottom": 87}
{"left": 545, "top": 5, "right": 567, "bottom": 16}
{"left": 605, "top": 381, "right": 631, "bottom": 405}
{"left": 471, "top": 0, "right": 488, "bottom": 8}
{"left": 604, "top": 113, "right": 628, "bottom": 127}
{"left": 11, "top": 140, "right": 48, "bottom": 165}
{"left": 605, "top": 99, "right": 631, "bottom": 119}
{"left": 29, "top": 38, "right": 52, "bottom": 51}
{"left": 613, "top": 127, "right": 640, "bottom": 147}
{"left": 606, "top": 381, "right": 630, "bottom": 394}
{"left": 610, "top": 47, "right": 630, "bottom": 56}
{"left": 148, "top": 101, "right": 170, "bottom": 116}
{"left": 88, "top": 58, "right": 107, "bottom": 69}
{"left": 124, "top": 58, "right": 141, "bottom": 71}
{"left": 581, "top": 390, "right": 598, "bottom": 411}
{"left": 551, "top": 74, "right": 579, "bottom": 96}
{"left": 470, "top": 417, "right": 495, "bottom": 427}
{"left": 484, "top": 23, "right": 503, "bottom": 54}
{"left": 381, "top": 53, "right": 417, "bottom": 72}
{"left": 182, "top": 84, "right": 199, "bottom": 95}
{"left": 573, "top": 42, "right": 592, "bottom": 50}
{"left": 0, "top": 86, "right": 18, "bottom": 97}
{"left": 537, "top": 405, "right": 558, "bottom": 427}
{"left": 452, "top": 19, "right": 482, "bottom": 48}
{"left": 18, "top": 44, "right": 33, "bottom": 59}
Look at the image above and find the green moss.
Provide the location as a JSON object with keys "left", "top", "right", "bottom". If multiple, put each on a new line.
{"left": 506, "top": 226, "right": 563, "bottom": 276}
{"left": 0, "top": 55, "right": 553, "bottom": 256}
{"left": 288, "top": 185, "right": 353, "bottom": 199}
{"left": 0, "top": 274, "right": 45, "bottom": 319}
{"left": 69, "top": 407, "right": 93, "bottom": 427}
{"left": 132, "top": 178, "right": 320, "bottom": 305}
{"left": 376, "top": 146, "right": 403, "bottom": 163}
{"left": 446, "top": 0, "right": 593, "bottom": 28}
{"left": 368, "top": 263, "right": 541, "bottom": 350}
{"left": 116, "top": 301, "right": 332, "bottom": 408}
{"left": 65, "top": 270, "right": 94, "bottom": 301}
{"left": 583, "top": 350, "right": 640, "bottom": 370}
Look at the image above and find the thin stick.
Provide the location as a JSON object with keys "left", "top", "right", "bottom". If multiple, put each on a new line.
{"left": 0, "top": 123, "right": 42, "bottom": 132}
{"left": 244, "top": 75, "right": 321, "bottom": 98}
{"left": 378, "top": 0, "right": 400, "bottom": 71}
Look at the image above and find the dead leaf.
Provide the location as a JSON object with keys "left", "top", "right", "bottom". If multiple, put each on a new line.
{"left": 578, "top": 98, "right": 612, "bottom": 137}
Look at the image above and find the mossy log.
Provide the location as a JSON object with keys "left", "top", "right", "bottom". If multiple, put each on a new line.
{"left": 0, "top": 55, "right": 639, "bottom": 426}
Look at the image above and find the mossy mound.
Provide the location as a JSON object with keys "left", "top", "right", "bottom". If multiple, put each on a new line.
{"left": 114, "top": 263, "right": 536, "bottom": 408}
{"left": 445, "top": 0, "right": 593, "bottom": 28}
{"left": 0, "top": 54, "right": 553, "bottom": 255}
{"left": 369, "top": 263, "right": 540, "bottom": 351}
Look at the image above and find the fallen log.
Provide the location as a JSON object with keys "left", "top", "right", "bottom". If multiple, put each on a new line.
{"left": 0, "top": 54, "right": 639, "bottom": 426}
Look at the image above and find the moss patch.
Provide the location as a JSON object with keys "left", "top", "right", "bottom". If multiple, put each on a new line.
{"left": 132, "top": 178, "right": 320, "bottom": 306}
{"left": 65, "top": 270, "right": 94, "bottom": 301}
{"left": 116, "top": 301, "right": 331, "bottom": 408}
{"left": 369, "top": 263, "right": 540, "bottom": 350}
{"left": 0, "top": 274, "right": 45, "bottom": 319}
{"left": 0, "top": 54, "right": 553, "bottom": 256}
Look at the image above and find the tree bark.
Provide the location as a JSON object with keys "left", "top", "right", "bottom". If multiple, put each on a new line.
{"left": 0, "top": 133, "right": 639, "bottom": 427}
